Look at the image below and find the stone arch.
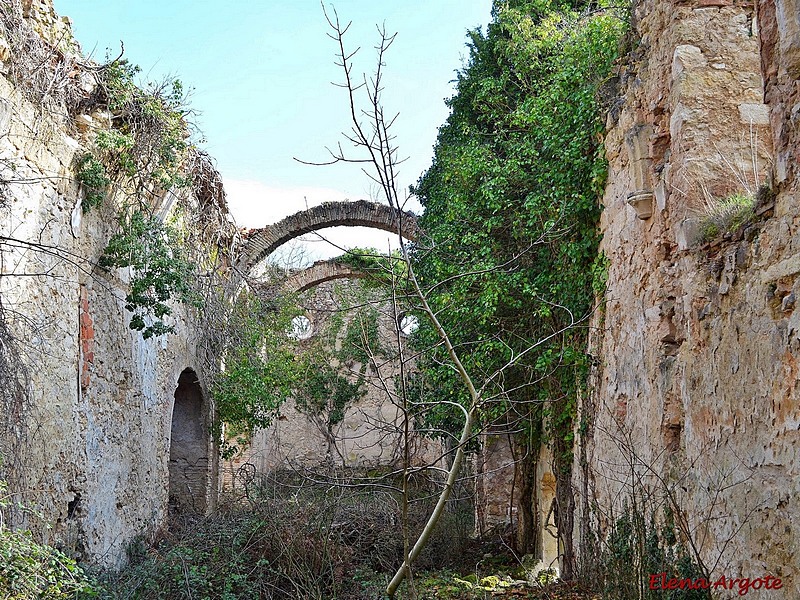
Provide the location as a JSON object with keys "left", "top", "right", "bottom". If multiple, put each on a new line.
{"left": 282, "top": 260, "right": 368, "bottom": 294}
{"left": 168, "top": 368, "right": 209, "bottom": 514}
{"left": 239, "top": 200, "right": 420, "bottom": 273}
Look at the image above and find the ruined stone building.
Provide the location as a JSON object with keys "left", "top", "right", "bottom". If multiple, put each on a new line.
{"left": 0, "top": 0, "right": 798, "bottom": 595}
{"left": 223, "top": 278, "right": 434, "bottom": 482}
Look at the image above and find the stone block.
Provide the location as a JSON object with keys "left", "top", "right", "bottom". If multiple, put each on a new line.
{"left": 738, "top": 103, "right": 771, "bottom": 125}
{"left": 672, "top": 44, "right": 707, "bottom": 81}
{"left": 0, "top": 37, "right": 10, "bottom": 63}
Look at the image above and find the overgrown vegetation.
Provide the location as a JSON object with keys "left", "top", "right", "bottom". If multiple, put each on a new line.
{"left": 695, "top": 193, "right": 755, "bottom": 244}
{"left": 290, "top": 1, "right": 629, "bottom": 593}
{"left": 584, "top": 500, "right": 711, "bottom": 600}
{"left": 210, "top": 293, "right": 302, "bottom": 458}
{"left": 76, "top": 153, "right": 112, "bottom": 211}
{"left": 89, "top": 472, "right": 602, "bottom": 599}
{"left": 0, "top": 528, "right": 96, "bottom": 599}
{"left": 70, "top": 53, "right": 205, "bottom": 338}
{"left": 409, "top": 0, "right": 626, "bottom": 567}
{"left": 0, "top": 480, "right": 96, "bottom": 599}
{"left": 98, "top": 211, "right": 199, "bottom": 339}
{"left": 78, "top": 58, "right": 191, "bottom": 210}
{"left": 211, "top": 283, "right": 390, "bottom": 461}
{"left": 599, "top": 503, "right": 709, "bottom": 600}
{"left": 93, "top": 473, "right": 477, "bottom": 600}
{"left": 0, "top": 0, "right": 82, "bottom": 115}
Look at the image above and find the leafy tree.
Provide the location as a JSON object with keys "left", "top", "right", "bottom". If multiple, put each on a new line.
{"left": 410, "top": 0, "right": 624, "bottom": 564}
{"left": 304, "top": 2, "right": 624, "bottom": 594}
{"left": 211, "top": 283, "right": 387, "bottom": 462}
{"left": 210, "top": 293, "right": 302, "bottom": 458}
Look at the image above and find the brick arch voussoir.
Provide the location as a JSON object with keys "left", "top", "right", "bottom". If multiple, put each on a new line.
{"left": 280, "top": 261, "right": 368, "bottom": 295}
{"left": 239, "top": 200, "right": 419, "bottom": 273}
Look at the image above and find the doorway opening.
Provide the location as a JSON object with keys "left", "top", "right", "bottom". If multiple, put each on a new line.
{"left": 168, "top": 368, "right": 208, "bottom": 513}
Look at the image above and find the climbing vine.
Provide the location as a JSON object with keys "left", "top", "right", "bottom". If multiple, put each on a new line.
{"left": 409, "top": 0, "right": 625, "bottom": 556}
{"left": 73, "top": 56, "right": 210, "bottom": 338}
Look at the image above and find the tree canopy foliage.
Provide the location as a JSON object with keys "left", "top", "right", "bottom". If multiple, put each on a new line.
{"left": 211, "top": 284, "right": 388, "bottom": 460}
{"left": 408, "top": 0, "right": 624, "bottom": 556}
{"left": 413, "top": 0, "right": 622, "bottom": 439}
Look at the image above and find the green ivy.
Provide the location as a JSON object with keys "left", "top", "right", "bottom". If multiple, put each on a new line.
{"left": 407, "top": 2, "right": 625, "bottom": 556}
{"left": 292, "top": 284, "right": 384, "bottom": 438}
{"left": 99, "top": 211, "right": 198, "bottom": 339}
{"left": 602, "top": 503, "right": 709, "bottom": 599}
{"left": 0, "top": 481, "right": 96, "bottom": 598}
{"left": 412, "top": 0, "right": 623, "bottom": 441}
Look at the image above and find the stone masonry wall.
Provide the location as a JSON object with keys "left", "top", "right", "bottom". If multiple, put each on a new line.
{"left": 576, "top": 0, "right": 799, "bottom": 595}
{"left": 224, "top": 280, "right": 440, "bottom": 487}
{"left": 0, "top": 4, "right": 217, "bottom": 566}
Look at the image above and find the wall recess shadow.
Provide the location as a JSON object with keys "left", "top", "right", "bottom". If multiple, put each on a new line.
{"left": 168, "top": 368, "right": 209, "bottom": 514}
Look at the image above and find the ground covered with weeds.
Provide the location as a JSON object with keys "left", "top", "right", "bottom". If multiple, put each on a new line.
{"left": 2, "top": 470, "right": 704, "bottom": 599}
{"left": 84, "top": 472, "right": 597, "bottom": 600}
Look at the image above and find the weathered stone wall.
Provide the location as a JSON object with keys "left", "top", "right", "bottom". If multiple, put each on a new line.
{"left": 224, "top": 280, "right": 440, "bottom": 486}
{"left": 474, "top": 435, "right": 558, "bottom": 573}
{"left": 0, "top": 4, "right": 218, "bottom": 566}
{"left": 576, "top": 0, "right": 798, "bottom": 594}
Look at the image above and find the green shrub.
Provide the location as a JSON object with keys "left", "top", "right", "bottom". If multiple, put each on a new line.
{"left": 696, "top": 193, "right": 755, "bottom": 244}
{"left": 0, "top": 527, "right": 96, "bottom": 598}
{"left": 0, "top": 479, "right": 95, "bottom": 598}
{"left": 76, "top": 152, "right": 111, "bottom": 212}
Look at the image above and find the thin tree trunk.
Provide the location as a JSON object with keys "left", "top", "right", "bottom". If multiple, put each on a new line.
{"left": 513, "top": 435, "right": 539, "bottom": 556}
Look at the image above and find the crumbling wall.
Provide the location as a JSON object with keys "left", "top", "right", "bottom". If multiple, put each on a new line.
{"left": 576, "top": 0, "right": 798, "bottom": 594}
{"left": 0, "top": 2, "right": 218, "bottom": 566}
{"left": 225, "top": 280, "right": 439, "bottom": 486}
{"left": 474, "top": 434, "right": 558, "bottom": 572}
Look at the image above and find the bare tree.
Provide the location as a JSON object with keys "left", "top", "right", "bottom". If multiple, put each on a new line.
{"left": 301, "top": 5, "right": 587, "bottom": 596}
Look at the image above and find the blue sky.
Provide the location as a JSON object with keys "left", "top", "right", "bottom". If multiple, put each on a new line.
{"left": 54, "top": 1, "right": 492, "bottom": 262}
